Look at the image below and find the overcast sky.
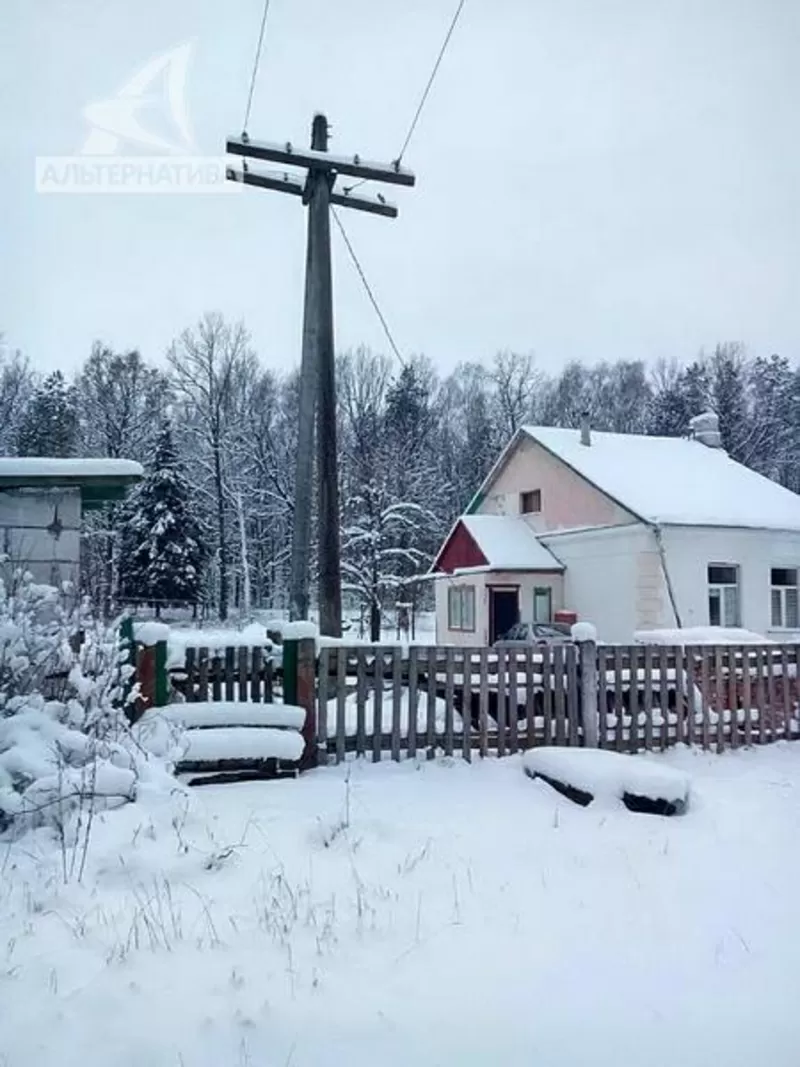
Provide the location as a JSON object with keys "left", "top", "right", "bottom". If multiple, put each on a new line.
{"left": 2, "top": 0, "right": 799, "bottom": 378}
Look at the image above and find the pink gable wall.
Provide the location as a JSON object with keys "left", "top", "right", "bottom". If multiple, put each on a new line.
{"left": 483, "top": 435, "right": 636, "bottom": 531}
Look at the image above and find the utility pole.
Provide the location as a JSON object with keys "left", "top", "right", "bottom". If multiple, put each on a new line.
{"left": 226, "top": 116, "right": 415, "bottom": 636}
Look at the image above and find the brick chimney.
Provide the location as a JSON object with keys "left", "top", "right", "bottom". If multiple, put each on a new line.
{"left": 689, "top": 411, "right": 723, "bottom": 449}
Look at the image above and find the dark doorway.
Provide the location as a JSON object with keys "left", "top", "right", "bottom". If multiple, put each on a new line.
{"left": 489, "top": 587, "right": 519, "bottom": 643}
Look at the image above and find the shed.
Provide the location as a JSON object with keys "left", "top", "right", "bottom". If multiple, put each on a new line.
{"left": 0, "top": 458, "right": 142, "bottom": 586}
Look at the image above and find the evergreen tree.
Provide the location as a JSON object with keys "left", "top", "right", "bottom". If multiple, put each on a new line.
{"left": 15, "top": 370, "right": 78, "bottom": 456}
{"left": 707, "top": 343, "right": 751, "bottom": 463}
{"left": 119, "top": 423, "right": 205, "bottom": 615}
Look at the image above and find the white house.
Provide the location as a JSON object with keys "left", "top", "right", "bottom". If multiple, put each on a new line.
{"left": 431, "top": 414, "right": 800, "bottom": 645}
{"left": 0, "top": 458, "right": 142, "bottom": 586}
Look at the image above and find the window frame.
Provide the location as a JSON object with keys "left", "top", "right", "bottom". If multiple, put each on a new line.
{"left": 707, "top": 563, "right": 740, "bottom": 627}
{"left": 447, "top": 585, "right": 476, "bottom": 632}
{"left": 520, "top": 489, "right": 542, "bottom": 515}
{"left": 770, "top": 566, "right": 799, "bottom": 629}
{"left": 533, "top": 586, "right": 552, "bottom": 624}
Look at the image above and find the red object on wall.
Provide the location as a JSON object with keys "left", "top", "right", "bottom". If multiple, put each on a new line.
{"left": 554, "top": 609, "right": 577, "bottom": 625}
{"left": 434, "top": 521, "right": 489, "bottom": 573}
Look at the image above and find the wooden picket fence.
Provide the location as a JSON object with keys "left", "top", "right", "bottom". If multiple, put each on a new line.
{"left": 172, "top": 645, "right": 276, "bottom": 703}
{"left": 316, "top": 642, "right": 800, "bottom": 763}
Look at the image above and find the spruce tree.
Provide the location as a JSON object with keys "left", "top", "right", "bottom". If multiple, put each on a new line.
{"left": 119, "top": 423, "right": 204, "bottom": 615}
{"left": 15, "top": 370, "right": 78, "bottom": 456}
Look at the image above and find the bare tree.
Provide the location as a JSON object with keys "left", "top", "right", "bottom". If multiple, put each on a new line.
{"left": 168, "top": 313, "right": 256, "bottom": 620}
{"left": 78, "top": 343, "right": 169, "bottom": 459}
{"left": 0, "top": 341, "right": 34, "bottom": 454}
{"left": 491, "top": 350, "right": 542, "bottom": 438}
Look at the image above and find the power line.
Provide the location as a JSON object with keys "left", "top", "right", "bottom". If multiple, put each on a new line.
{"left": 396, "top": 0, "right": 467, "bottom": 164}
{"left": 342, "top": 0, "right": 467, "bottom": 196}
{"left": 332, "top": 208, "right": 407, "bottom": 368}
{"left": 242, "top": 0, "right": 273, "bottom": 132}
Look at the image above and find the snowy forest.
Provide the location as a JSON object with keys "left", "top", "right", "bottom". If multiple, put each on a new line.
{"left": 2, "top": 315, "right": 798, "bottom": 630}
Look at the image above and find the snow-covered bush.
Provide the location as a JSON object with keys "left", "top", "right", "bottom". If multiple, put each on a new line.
{"left": 0, "top": 564, "right": 178, "bottom": 859}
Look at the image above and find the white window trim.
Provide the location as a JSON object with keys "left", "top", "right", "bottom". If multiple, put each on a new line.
{"left": 770, "top": 566, "right": 799, "bottom": 630}
{"left": 707, "top": 563, "right": 740, "bottom": 628}
{"left": 447, "top": 585, "right": 476, "bottom": 632}
{"left": 533, "top": 586, "right": 552, "bottom": 624}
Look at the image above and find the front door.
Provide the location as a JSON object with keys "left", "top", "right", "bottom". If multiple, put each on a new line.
{"left": 489, "top": 587, "right": 520, "bottom": 643}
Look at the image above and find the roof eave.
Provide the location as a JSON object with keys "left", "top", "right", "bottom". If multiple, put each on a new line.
{"left": 657, "top": 520, "right": 800, "bottom": 535}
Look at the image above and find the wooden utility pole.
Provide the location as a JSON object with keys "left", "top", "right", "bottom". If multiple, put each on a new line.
{"left": 226, "top": 116, "right": 415, "bottom": 636}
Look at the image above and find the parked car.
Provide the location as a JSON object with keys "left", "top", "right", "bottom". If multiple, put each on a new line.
{"left": 495, "top": 621, "right": 573, "bottom": 647}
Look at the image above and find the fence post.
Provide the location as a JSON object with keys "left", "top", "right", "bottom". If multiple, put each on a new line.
{"left": 118, "top": 617, "right": 137, "bottom": 720}
{"left": 283, "top": 636, "right": 318, "bottom": 770}
{"left": 154, "top": 640, "right": 169, "bottom": 707}
{"left": 574, "top": 624, "right": 599, "bottom": 748}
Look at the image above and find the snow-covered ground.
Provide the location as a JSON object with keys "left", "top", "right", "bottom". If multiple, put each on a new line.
{"left": 3, "top": 745, "right": 800, "bottom": 1066}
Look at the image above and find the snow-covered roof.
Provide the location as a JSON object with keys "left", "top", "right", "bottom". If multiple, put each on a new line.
{"left": 0, "top": 458, "right": 143, "bottom": 483}
{"left": 461, "top": 514, "right": 564, "bottom": 571}
{"left": 521, "top": 426, "right": 800, "bottom": 531}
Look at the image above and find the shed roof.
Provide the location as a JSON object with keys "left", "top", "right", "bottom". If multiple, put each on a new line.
{"left": 518, "top": 426, "right": 800, "bottom": 532}
{"left": 0, "top": 458, "right": 143, "bottom": 509}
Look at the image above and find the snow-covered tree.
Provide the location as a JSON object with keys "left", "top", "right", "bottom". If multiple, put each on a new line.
{"left": 0, "top": 566, "right": 175, "bottom": 852}
{"left": 339, "top": 350, "right": 441, "bottom": 639}
{"left": 15, "top": 370, "right": 78, "bottom": 457}
{"left": 77, "top": 344, "right": 171, "bottom": 612}
{"left": 0, "top": 342, "right": 34, "bottom": 455}
{"left": 168, "top": 313, "right": 256, "bottom": 620}
{"left": 119, "top": 423, "right": 205, "bottom": 616}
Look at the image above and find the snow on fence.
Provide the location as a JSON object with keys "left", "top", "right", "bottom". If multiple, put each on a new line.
{"left": 316, "top": 642, "right": 800, "bottom": 764}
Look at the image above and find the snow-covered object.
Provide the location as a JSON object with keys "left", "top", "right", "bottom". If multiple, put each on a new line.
{"left": 0, "top": 457, "right": 142, "bottom": 480}
{"left": 458, "top": 515, "right": 564, "bottom": 571}
{"left": 635, "top": 627, "right": 774, "bottom": 646}
{"left": 0, "top": 569, "right": 171, "bottom": 836}
{"left": 523, "top": 747, "right": 690, "bottom": 814}
{"left": 571, "top": 621, "right": 597, "bottom": 643}
{"left": 132, "top": 621, "right": 171, "bottom": 646}
{"left": 520, "top": 425, "right": 800, "bottom": 530}
{"left": 181, "top": 727, "right": 304, "bottom": 764}
{"left": 158, "top": 701, "right": 305, "bottom": 730}
{"left": 273, "top": 620, "right": 319, "bottom": 641}
{"left": 689, "top": 411, "right": 722, "bottom": 448}
{"left": 165, "top": 623, "right": 273, "bottom": 668}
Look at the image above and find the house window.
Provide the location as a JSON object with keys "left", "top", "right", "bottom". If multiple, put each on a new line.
{"left": 533, "top": 586, "right": 552, "bottom": 623}
{"left": 520, "top": 489, "right": 541, "bottom": 514}
{"left": 708, "top": 564, "right": 740, "bottom": 627}
{"left": 447, "top": 585, "right": 476, "bottom": 631}
{"left": 771, "top": 567, "right": 799, "bottom": 629}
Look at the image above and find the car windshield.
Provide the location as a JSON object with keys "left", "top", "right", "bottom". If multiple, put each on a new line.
{"left": 535, "top": 624, "right": 571, "bottom": 638}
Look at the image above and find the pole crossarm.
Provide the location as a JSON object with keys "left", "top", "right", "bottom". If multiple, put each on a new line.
{"left": 226, "top": 165, "right": 304, "bottom": 198}
{"left": 226, "top": 135, "right": 416, "bottom": 187}
{"left": 226, "top": 164, "right": 399, "bottom": 217}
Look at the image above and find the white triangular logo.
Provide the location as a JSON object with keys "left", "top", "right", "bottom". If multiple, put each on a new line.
{"left": 80, "top": 41, "right": 196, "bottom": 156}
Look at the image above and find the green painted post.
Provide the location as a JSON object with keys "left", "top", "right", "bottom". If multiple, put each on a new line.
{"left": 154, "top": 640, "right": 169, "bottom": 707}
{"left": 118, "top": 617, "right": 136, "bottom": 716}
{"left": 283, "top": 637, "right": 317, "bottom": 769}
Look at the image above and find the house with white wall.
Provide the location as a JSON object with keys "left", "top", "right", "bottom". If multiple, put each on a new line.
{"left": 0, "top": 458, "right": 142, "bottom": 586}
{"left": 431, "top": 414, "right": 800, "bottom": 644}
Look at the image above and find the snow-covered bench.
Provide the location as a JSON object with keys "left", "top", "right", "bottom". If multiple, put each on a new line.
{"left": 156, "top": 701, "right": 306, "bottom": 785}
